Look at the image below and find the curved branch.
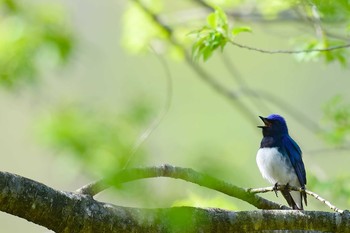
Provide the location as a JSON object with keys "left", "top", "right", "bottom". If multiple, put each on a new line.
{"left": 1, "top": 170, "right": 350, "bottom": 232}
{"left": 77, "top": 164, "right": 287, "bottom": 210}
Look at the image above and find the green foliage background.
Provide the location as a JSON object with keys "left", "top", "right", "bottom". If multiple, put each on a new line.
{"left": 1, "top": 0, "right": 350, "bottom": 232}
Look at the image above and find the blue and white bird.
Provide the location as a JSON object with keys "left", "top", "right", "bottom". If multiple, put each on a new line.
{"left": 256, "top": 114, "right": 307, "bottom": 210}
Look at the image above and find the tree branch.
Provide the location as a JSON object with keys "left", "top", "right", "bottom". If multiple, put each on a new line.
{"left": 1, "top": 170, "right": 350, "bottom": 232}
{"left": 77, "top": 164, "right": 286, "bottom": 210}
{"left": 229, "top": 40, "right": 350, "bottom": 54}
{"left": 248, "top": 184, "right": 344, "bottom": 213}
{"left": 78, "top": 164, "right": 345, "bottom": 214}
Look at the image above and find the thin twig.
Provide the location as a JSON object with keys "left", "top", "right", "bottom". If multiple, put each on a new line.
{"left": 306, "top": 189, "right": 344, "bottom": 213}
{"left": 248, "top": 185, "right": 344, "bottom": 213}
{"left": 245, "top": 89, "right": 322, "bottom": 134}
{"left": 219, "top": 52, "right": 271, "bottom": 114}
{"left": 306, "top": 145, "right": 350, "bottom": 155}
{"left": 183, "top": 53, "right": 258, "bottom": 125}
{"left": 193, "top": 0, "right": 305, "bottom": 23}
{"left": 229, "top": 40, "right": 350, "bottom": 54}
{"left": 123, "top": 45, "right": 173, "bottom": 169}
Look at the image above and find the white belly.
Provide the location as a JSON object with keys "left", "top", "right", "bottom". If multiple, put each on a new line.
{"left": 256, "top": 147, "right": 302, "bottom": 209}
{"left": 256, "top": 147, "right": 299, "bottom": 186}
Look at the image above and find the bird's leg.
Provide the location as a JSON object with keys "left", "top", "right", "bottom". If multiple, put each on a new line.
{"left": 273, "top": 183, "right": 279, "bottom": 197}
{"left": 285, "top": 183, "right": 290, "bottom": 192}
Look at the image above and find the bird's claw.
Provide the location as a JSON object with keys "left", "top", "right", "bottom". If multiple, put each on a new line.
{"left": 285, "top": 183, "right": 290, "bottom": 191}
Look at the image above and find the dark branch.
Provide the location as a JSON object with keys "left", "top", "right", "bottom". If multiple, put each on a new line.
{"left": 1, "top": 170, "right": 350, "bottom": 232}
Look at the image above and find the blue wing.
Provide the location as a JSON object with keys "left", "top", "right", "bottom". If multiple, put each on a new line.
{"left": 282, "top": 135, "right": 307, "bottom": 187}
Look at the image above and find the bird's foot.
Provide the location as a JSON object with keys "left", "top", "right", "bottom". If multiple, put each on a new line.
{"left": 273, "top": 183, "right": 279, "bottom": 197}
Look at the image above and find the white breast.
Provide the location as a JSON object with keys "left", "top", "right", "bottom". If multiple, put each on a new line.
{"left": 256, "top": 147, "right": 298, "bottom": 186}
{"left": 256, "top": 147, "right": 303, "bottom": 209}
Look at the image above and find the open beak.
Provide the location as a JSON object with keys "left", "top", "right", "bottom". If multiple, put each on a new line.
{"left": 257, "top": 116, "right": 271, "bottom": 128}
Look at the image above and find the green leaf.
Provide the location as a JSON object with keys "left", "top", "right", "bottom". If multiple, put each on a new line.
{"left": 190, "top": 6, "right": 232, "bottom": 62}
{"left": 232, "top": 26, "right": 252, "bottom": 36}
{"left": 214, "top": 7, "right": 227, "bottom": 26}
{"left": 206, "top": 12, "right": 217, "bottom": 28}
{"left": 122, "top": 2, "right": 168, "bottom": 54}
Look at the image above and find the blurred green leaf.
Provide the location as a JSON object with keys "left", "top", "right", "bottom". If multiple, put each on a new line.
{"left": 166, "top": 207, "right": 197, "bottom": 233}
{"left": 310, "top": 0, "right": 350, "bottom": 22}
{"left": 0, "top": 0, "right": 19, "bottom": 12}
{"left": 122, "top": 2, "right": 168, "bottom": 54}
{"left": 0, "top": 1, "right": 74, "bottom": 89}
{"left": 37, "top": 102, "right": 154, "bottom": 177}
{"left": 257, "top": 0, "right": 297, "bottom": 19}
{"left": 206, "top": 12, "right": 217, "bottom": 29}
{"left": 307, "top": 172, "right": 350, "bottom": 206}
{"left": 204, "top": 0, "right": 243, "bottom": 8}
{"left": 322, "top": 95, "right": 350, "bottom": 145}
{"left": 232, "top": 26, "right": 252, "bottom": 36}
{"left": 172, "top": 192, "right": 238, "bottom": 210}
{"left": 294, "top": 38, "right": 349, "bottom": 66}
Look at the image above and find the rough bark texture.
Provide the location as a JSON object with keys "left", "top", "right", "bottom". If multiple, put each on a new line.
{"left": 1, "top": 170, "right": 350, "bottom": 232}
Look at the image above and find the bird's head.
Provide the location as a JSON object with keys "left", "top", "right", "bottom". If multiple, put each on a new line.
{"left": 258, "top": 114, "right": 289, "bottom": 136}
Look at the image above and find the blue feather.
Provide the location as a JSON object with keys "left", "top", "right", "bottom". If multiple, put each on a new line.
{"left": 281, "top": 135, "right": 306, "bottom": 187}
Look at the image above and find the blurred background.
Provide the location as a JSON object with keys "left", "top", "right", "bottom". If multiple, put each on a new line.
{"left": 1, "top": 0, "right": 350, "bottom": 232}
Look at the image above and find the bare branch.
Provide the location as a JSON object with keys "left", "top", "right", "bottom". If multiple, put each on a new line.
{"left": 306, "top": 189, "right": 344, "bottom": 213}
{"left": 248, "top": 184, "right": 344, "bottom": 213}
{"left": 229, "top": 40, "right": 350, "bottom": 54}
{"left": 77, "top": 164, "right": 287, "bottom": 210}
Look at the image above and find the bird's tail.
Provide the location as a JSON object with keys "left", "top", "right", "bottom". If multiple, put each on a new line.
{"left": 280, "top": 189, "right": 303, "bottom": 210}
